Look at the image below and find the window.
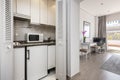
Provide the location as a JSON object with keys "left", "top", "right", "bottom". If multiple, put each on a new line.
{"left": 83, "top": 21, "right": 90, "bottom": 38}
{"left": 107, "top": 20, "right": 120, "bottom": 41}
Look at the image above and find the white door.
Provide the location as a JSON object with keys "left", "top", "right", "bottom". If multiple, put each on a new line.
{"left": 56, "top": 0, "right": 67, "bottom": 80}
{"left": 27, "top": 46, "right": 47, "bottom": 80}
{"left": 0, "top": 0, "right": 13, "bottom": 80}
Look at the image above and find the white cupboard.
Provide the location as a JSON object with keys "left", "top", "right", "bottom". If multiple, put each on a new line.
{"left": 48, "top": 45, "right": 56, "bottom": 69}
{"left": 14, "top": 48, "right": 25, "bottom": 80}
{"left": 30, "top": 0, "right": 40, "bottom": 24}
{"left": 40, "top": 0, "right": 48, "bottom": 24}
{"left": 48, "top": 0, "right": 56, "bottom": 26}
{"left": 13, "top": 0, "right": 17, "bottom": 13}
{"left": 13, "top": 0, "right": 56, "bottom": 26}
{"left": 27, "top": 46, "right": 48, "bottom": 80}
{"left": 16, "top": 0, "right": 30, "bottom": 16}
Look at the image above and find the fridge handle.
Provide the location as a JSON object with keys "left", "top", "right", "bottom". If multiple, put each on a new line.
{"left": 27, "top": 50, "right": 30, "bottom": 60}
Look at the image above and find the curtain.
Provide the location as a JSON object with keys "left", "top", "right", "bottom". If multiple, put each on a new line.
{"left": 98, "top": 16, "right": 107, "bottom": 51}
{"left": 98, "top": 16, "right": 106, "bottom": 38}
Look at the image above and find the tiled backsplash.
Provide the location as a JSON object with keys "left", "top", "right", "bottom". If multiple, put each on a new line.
{"left": 14, "top": 20, "right": 55, "bottom": 41}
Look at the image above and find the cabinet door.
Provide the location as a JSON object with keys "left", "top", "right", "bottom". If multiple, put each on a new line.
{"left": 30, "top": 0, "right": 40, "bottom": 25}
{"left": 27, "top": 46, "right": 47, "bottom": 80}
{"left": 48, "top": 45, "right": 56, "bottom": 69}
{"left": 40, "top": 0, "right": 48, "bottom": 24}
{"left": 13, "top": 0, "right": 17, "bottom": 13}
{"left": 17, "top": 0, "right": 30, "bottom": 16}
{"left": 14, "top": 48, "right": 25, "bottom": 80}
{"left": 48, "top": 0, "right": 56, "bottom": 26}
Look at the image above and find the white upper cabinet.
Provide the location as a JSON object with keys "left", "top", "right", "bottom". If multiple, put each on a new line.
{"left": 40, "top": 0, "right": 48, "bottom": 25}
{"left": 13, "top": 0, "right": 17, "bottom": 13}
{"left": 30, "top": 0, "right": 40, "bottom": 25}
{"left": 48, "top": 0, "right": 56, "bottom": 26}
{"left": 13, "top": 0, "right": 56, "bottom": 25}
{"left": 16, "top": 0, "right": 30, "bottom": 16}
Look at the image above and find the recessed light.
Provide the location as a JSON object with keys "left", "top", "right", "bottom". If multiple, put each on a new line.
{"left": 100, "top": 3, "right": 104, "bottom": 5}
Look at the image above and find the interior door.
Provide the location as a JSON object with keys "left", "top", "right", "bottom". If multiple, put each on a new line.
{"left": 56, "top": 0, "right": 67, "bottom": 80}
{"left": 0, "top": 0, "right": 13, "bottom": 80}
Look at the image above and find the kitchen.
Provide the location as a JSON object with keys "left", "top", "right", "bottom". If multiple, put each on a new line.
{"left": 0, "top": 0, "right": 81, "bottom": 80}
{"left": 13, "top": 0, "right": 56, "bottom": 80}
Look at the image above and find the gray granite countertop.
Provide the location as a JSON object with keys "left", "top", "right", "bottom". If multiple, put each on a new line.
{"left": 14, "top": 42, "right": 56, "bottom": 48}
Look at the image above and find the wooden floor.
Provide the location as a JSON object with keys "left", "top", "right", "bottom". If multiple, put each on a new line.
{"left": 71, "top": 53, "right": 120, "bottom": 80}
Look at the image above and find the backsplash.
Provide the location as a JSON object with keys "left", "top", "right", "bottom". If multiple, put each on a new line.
{"left": 14, "top": 20, "right": 55, "bottom": 41}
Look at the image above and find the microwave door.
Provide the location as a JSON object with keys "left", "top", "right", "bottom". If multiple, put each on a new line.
{"left": 29, "top": 35, "right": 39, "bottom": 42}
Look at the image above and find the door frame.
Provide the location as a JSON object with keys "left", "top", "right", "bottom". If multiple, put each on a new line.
{"left": 0, "top": 0, "right": 13, "bottom": 80}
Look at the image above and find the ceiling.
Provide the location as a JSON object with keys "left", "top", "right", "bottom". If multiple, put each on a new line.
{"left": 80, "top": 0, "right": 120, "bottom": 16}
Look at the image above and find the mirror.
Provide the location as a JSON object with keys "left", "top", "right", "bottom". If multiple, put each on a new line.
{"left": 83, "top": 21, "right": 90, "bottom": 38}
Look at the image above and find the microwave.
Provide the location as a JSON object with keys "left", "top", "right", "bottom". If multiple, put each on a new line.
{"left": 26, "top": 33, "right": 44, "bottom": 42}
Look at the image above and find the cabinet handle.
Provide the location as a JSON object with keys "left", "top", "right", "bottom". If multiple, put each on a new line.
{"left": 27, "top": 50, "right": 30, "bottom": 60}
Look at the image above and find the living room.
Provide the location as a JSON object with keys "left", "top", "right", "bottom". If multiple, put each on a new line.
{"left": 80, "top": 0, "right": 120, "bottom": 53}
{"left": 78, "top": 0, "right": 120, "bottom": 80}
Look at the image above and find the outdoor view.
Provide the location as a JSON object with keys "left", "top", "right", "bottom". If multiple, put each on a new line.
{"left": 107, "top": 20, "right": 120, "bottom": 51}
{"left": 107, "top": 32, "right": 120, "bottom": 40}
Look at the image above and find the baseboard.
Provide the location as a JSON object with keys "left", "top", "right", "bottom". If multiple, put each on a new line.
{"left": 66, "top": 72, "right": 81, "bottom": 80}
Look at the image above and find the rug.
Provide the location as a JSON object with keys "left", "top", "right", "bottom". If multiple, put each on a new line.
{"left": 101, "top": 54, "right": 120, "bottom": 75}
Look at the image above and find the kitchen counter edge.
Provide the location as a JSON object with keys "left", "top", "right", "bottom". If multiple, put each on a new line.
{"left": 14, "top": 42, "right": 56, "bottom": 48}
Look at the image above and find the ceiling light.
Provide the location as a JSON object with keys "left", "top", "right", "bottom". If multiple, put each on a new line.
{"left": 100, "top": 3, "right": 104, "bottom": 5}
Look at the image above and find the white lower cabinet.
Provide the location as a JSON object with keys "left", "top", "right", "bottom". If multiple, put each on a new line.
{"left": 48, "top": 45, "right": 56, "bottom": 69}
{"left": 14, "top": 48, "right": 25, "bottom": 80}
{"left": 27, "top": 46, "right": 48, "bottom": 80}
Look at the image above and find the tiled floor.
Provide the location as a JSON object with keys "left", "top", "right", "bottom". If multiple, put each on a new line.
{"left": 72, "top": 53, "right": 120, "bottom": 80}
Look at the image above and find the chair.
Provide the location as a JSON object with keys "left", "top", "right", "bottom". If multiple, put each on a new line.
{"left": 80, "top": 43, "right": 91, "bottom": 59}
{"left": 97, "top": 41, "right": 106, "bottom": 53}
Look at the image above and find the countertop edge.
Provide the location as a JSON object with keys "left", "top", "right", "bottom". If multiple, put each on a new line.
{"left": 14, "top": 42, "right": 56, "bottom": 48}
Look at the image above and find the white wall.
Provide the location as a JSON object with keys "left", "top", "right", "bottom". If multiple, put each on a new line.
{"left": 67, "top": 0, "right": 80, "bottom": 77}
{"left": 80, "top": 8, "right": 96, "bottom": 42}
{"left": 67, "top": 4, "right": 96, "bottom": 78}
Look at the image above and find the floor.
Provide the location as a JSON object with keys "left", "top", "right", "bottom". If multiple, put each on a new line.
{"left": 41, "top": 69, "right": 56, "bottom": 80}
{"left": 72, "top": 52, "right": 120, "bottom": 80}
{"left": 41, "top": 52, "right": 120, "bottom": 80}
